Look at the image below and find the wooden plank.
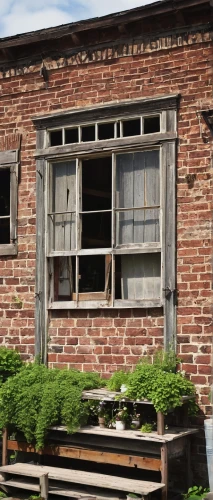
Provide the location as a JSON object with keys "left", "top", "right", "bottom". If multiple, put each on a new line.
{"left": 6, "top": 442, "right": 161, "bottom": 471}
{"left": 0, "top": 480, "right": 40, "bottom": 492}
{"left": 162, "top": 141, "right": 176, "bottom": 348}
{"left": 40, "top": 474, "right": 49, "bottom": 500}
{"left": 35, "top": 158, "right": 46, "bottom": 362}
{"left": 0, "top": 243, "right": 17, "bottom": 256}
{"left": 73, "top": 292, "right": 107, "bottom": 301}
{"left": 2, "top": 428, "right": 8, "bottom": 466}
{"left": 53, "top": 161, "right": 76, "bottom": 252}
{"left": 161, "top": 444, "right": 168, "bottom": 500}
{"left": 0, "top": 464, "right": 164, "bottom": 494}
{"left": 35, "top": 132, "right": 177, "bottom": 159}
{"left": 0, "top": 150, "right": 17, "bottom": 164}
{"left": 121, "top": 254, "right": 161, "bottom": 301}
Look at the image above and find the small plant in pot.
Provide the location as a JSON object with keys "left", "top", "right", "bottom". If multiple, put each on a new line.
{"left": 115, "top": 406, "right": 129, "bottom": 430}
{"left": 131, "top": 403, "right": 141, "bottom": 429}
{"left": 97, "top": 401, "right": 107, "bottom": 428}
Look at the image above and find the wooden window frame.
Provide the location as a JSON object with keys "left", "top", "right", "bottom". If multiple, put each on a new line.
{"left": 34, "top": 95, "right": 178, "bottom": 356}
{"left": 0, "top": 150, "right": 18, "bottom": 256}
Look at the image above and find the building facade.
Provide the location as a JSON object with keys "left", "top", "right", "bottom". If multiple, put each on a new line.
{"left": 0, "top": 0, "right": 212, "bottom": 481}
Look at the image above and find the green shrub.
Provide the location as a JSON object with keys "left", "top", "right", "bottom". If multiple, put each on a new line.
{"left": 183, "top": 486, "right": 210, "bottom": 500}
{"left": 0, "top": 347, "right": 23, "bottom": 383}
{"left": 107, "top": 370, "right": 130, "bottom": 392}
{"left": 0, "top": 363, "right": 104, "bottom": 450}
{"left": 126, "top": 362, "right": 196, "bottom": 414}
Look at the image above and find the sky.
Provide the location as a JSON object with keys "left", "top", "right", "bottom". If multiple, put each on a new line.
{"left": 0, "top": 0, "right": 158, "bottom": 39}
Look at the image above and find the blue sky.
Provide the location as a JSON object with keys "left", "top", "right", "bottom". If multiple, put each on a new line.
{"left": 0, "top": 0, "right": 157, "bottom": 38}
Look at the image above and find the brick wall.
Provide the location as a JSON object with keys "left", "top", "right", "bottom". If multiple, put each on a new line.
{"left": 0, "top": 33, "right": 212, "bottom": 482}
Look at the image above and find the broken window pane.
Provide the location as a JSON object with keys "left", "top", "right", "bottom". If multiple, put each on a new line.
{"left": 98, "top": 122, "right": 115, "bottom": 140}
{"left": 0, "top": 169, "right": 10, "bottom": 244}
{"left": 122, "top": 118, "right": 141, "bottom": 137}
{"left": 50, "top": 130, "right": 63, "bottom": 146}
{"left": 116, "top": 150, "right": 160, "bottom": 245}
{"left": 51, "top": 161, "right": 76, "bottom": 251}
{"left": 120, "top": 253, "right": 161, "bottom": 300}
{"left": 65, "top": 127, "right": 78, "bottom": 144}
{"left": 144, "top": 116, "right": 160, "bottom": 134}
{"left": 81, "top": 125, "right": 95, "bottom": 142}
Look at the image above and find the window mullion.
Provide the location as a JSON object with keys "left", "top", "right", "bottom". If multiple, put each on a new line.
{"left": 111, "top": 153, "right": 116, "bottom": 306}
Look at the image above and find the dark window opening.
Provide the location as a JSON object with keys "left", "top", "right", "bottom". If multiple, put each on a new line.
{"left": 54, "top": 256, "right": 76, "bottom": 301}
{"left": 82, "top": 157, "right": 112, "bottom": 249}
{"left": 50, "top": 130, "right": 63, "bottom": 146}
{"left": 123, "top": 119, "right": 141, "bottom": 137}
{"left": 144, "top": 116, "right": 160, "bottom": 134}
{"left": 117, "top": 122, "right": 121, "bottom": 138}
{"left": 0, "top": 169, "right": 10, "bottom": 244}
{"left": 81, "top": 125, "right": 95, "bottom": 142}
{"left": 98, "top": 122, "right": 114, "bottom": 140}
{"left": 65, "top": 128, "right": 78, "bottom": 144}
{"left": 79, "top": 255, "right": 107, "bottom": 293}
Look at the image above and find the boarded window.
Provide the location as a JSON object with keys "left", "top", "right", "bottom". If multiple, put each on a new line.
{"left": 116, "top": 151, "right": 160, "bottom": 245}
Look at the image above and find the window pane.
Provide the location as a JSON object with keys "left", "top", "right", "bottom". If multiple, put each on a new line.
{"left": 54, "top": 257, "right": 76, "bottom": 300}
{"left": 144, "top": 116, "right": 160, "bottom": 134}
{"left": 121, "top": 253, "right": 161, "bottom": 300}
{"left": 82, "top": 212, "right": 111, "bottom": 249}
{"left": 50, "top": 130, "right": 63, "bottom": 146}
{"left": 122, "top": 119, "right": 141, "bottom": 137}
{"left": 65, "top": 128, "right": 78, "bottom": 144}
{"left": 81, "top": 125, "right": 95, "bottom": 142}
{"left": 116, "top": 150, "right": 160, "bottom": 244}
{"left": 98, "top": 122, "right": 115, "bottom": 140}
{"left": 52, "top": 161, "right": 76, "bottom": 251}
{"left": 0, "top": 169, "right": 10, "bottom": 244}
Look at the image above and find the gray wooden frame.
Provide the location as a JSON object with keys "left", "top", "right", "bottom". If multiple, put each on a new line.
{"left": 34, "top": 96, "right": 178, "bottom": 358}
{"left": 0, "top": 150, "right": 18, "bottom": 256}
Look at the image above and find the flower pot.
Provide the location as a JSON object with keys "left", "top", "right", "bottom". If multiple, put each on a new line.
{"left": 116, "top": 420, "right": 126, "bottom": 431}
{"left": 120, "top": 384, "right": 127, "bottom": 393}
{"left": 98, "top": 417, "right": 105, "bottom": 428}
{"left": 132, "top": 419, "right": 140, "bottom": 429}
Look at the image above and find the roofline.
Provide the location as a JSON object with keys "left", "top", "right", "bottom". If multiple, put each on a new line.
{"left": 0, "top": 0, "right": 210, "bottom": 49}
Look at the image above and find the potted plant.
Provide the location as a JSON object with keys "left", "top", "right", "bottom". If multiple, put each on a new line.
{"left": 115, "top": 406, "right": 129, "bottom": 430}
{"left": 131, "top": 412, "right": 141, "bottom": 429}
{"left": 97, "top": 401, "right": 107, "bottom": 428}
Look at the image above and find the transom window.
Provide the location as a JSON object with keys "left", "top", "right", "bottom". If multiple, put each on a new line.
{"left": 48, "top": 115, "right": 161, "bottom": 147}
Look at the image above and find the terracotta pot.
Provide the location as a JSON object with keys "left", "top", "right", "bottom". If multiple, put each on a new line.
{"left": 116, "top": 420, "right": 126, "bottom": 431}
{"left": 98, "top": 416, "right": 105, "bottom": 428}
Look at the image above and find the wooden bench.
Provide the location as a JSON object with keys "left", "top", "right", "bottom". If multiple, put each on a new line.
{"left": 0, "top": 463, "right": 164, "bottom": 500}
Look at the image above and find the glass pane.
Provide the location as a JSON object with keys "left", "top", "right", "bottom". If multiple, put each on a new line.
{"left": 116, "top": 150, "right": 160, "bottom": 244}
{"left": 98, "top": 122, "right": 115, "bottom": 140}
{"left": 144, "top": 116, "right": 160, "bottom": 134}
{"left": 121, "top": 253, "right": 161, "bottom": 300}
{"left": 0, "top": 218, "right": 10, "bottom": 244}
{"left": 52, "top": 161, "right": 76, "bottom": 251}
{"left": 81, "top": 125, "right": 95, "bottom": 142}
{"left": 50, "top": 130, "right": 63, "bottom": 146}
{"left": 122, "top": 119, "right": 141, "bottom": 137}
{"left": 65, "top": 128, "right": 78, "bottom": 144}
{"left": 0, "top": 169, "right": 10, "bottom": 216}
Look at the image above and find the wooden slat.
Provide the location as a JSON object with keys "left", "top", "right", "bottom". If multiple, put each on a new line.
{"left": 0, "top": 243, "right": 17, "bottom": 256}
{"left": 0, "top": 480, "right": 40, "bottom": 492}
{"left": 10, "top": 164, "right": 18, "bottom": 244}
{"left": 53, "top": 161, "right": 76, "bottom": 252}
{"left": 0, "top": 464, "right": 164, "bottom": 494}
{"left": 6, "top": 442, "right": 161, "bottom": 471}
{"left": 49, "top": 488, "right": 96, "bottom": 500}
{"left": 0, "top": 150, "right": 17, "bottom": 165}
{"left": 72, "top": 292, "right": 107, "bottom": 301}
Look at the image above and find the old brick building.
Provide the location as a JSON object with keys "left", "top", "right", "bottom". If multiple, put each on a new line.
{"left": 0, "top": 0, "right": 212, "bottom": 481}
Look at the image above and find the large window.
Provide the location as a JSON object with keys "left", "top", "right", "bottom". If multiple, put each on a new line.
{"left": 34, "top": 95, "right": 177, "bottom": 310}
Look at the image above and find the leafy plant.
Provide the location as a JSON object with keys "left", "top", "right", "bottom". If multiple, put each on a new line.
{"left": 115, "top": 405, "right": 130, "bottom": 422}
{"left": 0, "top": 363, "right": 104, "bottom": 450}
{"left": 153, "top": 348, "right": 180, "bottom": 373}
{"left": 126, "top": 361, "right": 196, "bottom": 415}
{"left": 0, "top": 492, "right": 7, "bottom": 498}
{"left": 107, "top": 370, "right": 130, "bottom": 392}
{"left": 0, "top": 347, "right": 23, "bottom": 383}
{"left": 183, "top": 486, "right": 210, "bottom": 500}
{"left": 141, "top": 423, "right": 154, "bottom": 433}
{"left": 127, "top": 495, "right": 142, "bottom": 499}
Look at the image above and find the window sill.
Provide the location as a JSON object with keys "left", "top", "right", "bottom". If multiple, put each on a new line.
{"left": 48, "top": 299, "right": 162, "bottom": 309}
{"left": 0, "top": 243, "right": 17, "bottom": 256}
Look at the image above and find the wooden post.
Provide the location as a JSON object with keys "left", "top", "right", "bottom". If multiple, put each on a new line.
{"left": 157, "top": 412, "right": 165, "bottom": 435}
{"left": 161, "top": 444, "right": 168, "bottom": 500}
{"left": 40, "top": 473, "right": 49, "bottom": 500}
{"left": 2, "top": 428, "right": 8, "bottom": 466}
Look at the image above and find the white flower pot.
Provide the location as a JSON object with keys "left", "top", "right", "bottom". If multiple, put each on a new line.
{"left": 116, "top": 420, "right": 126, "bottom": 431}
{"left": 132, "top": 419, "right": 140, "bottom": 429}
{"left": 120, "top": 384, "right": 127, "bottom": 393}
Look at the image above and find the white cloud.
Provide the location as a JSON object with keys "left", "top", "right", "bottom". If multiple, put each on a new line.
{"left": 0, "top": 0, "right": 158, "bottom": 38}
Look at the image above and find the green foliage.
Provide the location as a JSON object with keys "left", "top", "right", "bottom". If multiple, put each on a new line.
{"left": 153, "top": 348, "right": 180, "bottom": 373}
{"left": 0, "top": 492, "right": 7, "bottom": 498}
{"left": 0, "top": 347, "right": 23, "bottom": 383}
{"left": 183, "top": 486, "right": 210, "bottom": 500}
{"left": 141, "top": 423, "right": 154, "bottom": 433}
{"left": 0, "top": 363, "right": 104, "bottom": 450}
{"left": 126, "top": 361, "right": 196, "bottom": 414}
{"left": 107, "top": 370, "right": 129, "bottom": 392}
